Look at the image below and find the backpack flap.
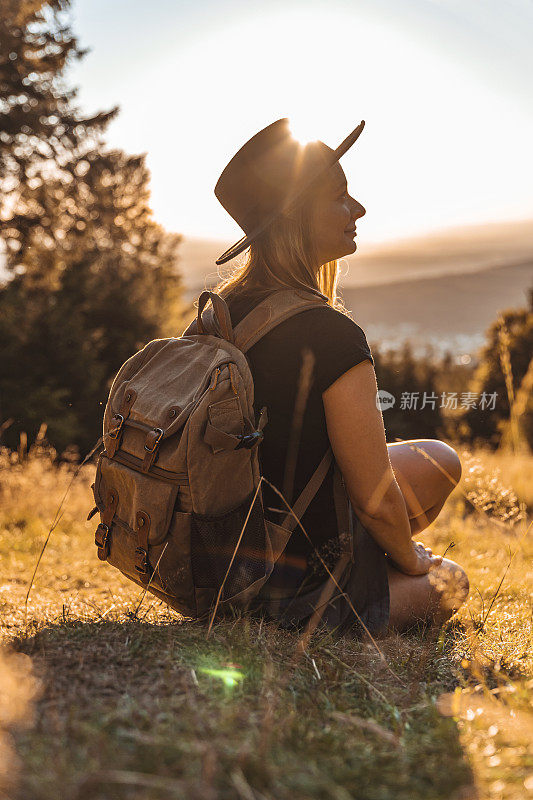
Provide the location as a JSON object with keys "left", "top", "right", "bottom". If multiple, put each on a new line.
{"left": 104, "top": 336, "right": 252, "bottom": 475}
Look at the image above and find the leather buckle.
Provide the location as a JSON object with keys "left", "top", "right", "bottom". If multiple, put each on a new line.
{"left": 95, "top": 523, "right": 110, "bottom": 559}
{"left": 144, "top": 427, "right": 164, "bottom": 453}
{"left": 107, "top": 414, "right": 125, "bottom": 439}
{"left": 134, "top": 547, "right": 152, "bottom": 577}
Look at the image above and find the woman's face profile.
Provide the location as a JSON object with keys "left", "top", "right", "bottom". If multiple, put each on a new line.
{"left": 309, "top": 162, "right": 366, "bottom": 265}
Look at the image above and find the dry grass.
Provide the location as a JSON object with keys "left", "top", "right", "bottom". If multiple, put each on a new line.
{"left": 0, "top": 443, "right": 532, "bottom": 799}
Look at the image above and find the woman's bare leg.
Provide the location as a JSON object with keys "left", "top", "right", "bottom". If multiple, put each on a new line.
{"left": 408, "top": 498, "right": 448, "bottom": 536}
{"left": 387, "top": 439, "right": 462, "bottom": 535}
{"left": 383, "top": 440, "right": 468, "bottom": 630}
{"left": 386, "top": 558, "right": 470, "bottom": 633}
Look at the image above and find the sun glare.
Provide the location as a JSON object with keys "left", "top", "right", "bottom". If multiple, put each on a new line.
{"left": 287, "top": 117, "right": 318, "bottom": 146}
{"left": 199, "top": 665, "right": 245, "bottom": 689}
{"left": 81, "top": 5, "right": 533, "bottom": 242}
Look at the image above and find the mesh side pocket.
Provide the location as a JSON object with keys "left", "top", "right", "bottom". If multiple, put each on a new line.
{"left": 191, "top": 492, "right": 266, "bottom": 598}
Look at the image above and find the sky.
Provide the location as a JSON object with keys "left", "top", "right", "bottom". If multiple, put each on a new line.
{"left": 69, "top": 0, "right": 533, "bottom": 245}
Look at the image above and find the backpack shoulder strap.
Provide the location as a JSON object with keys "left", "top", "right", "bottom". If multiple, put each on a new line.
{"left": 273, "top": 448, "right": 354, "bottom": 561}
{"left": 232, "top": 288, "right": 328, "bottom": 353}
{"left": 181, "top": 288, "right": 328, "bottom": 352}
{"left": 279, "top": 446, "right": 333, "bottom": 533}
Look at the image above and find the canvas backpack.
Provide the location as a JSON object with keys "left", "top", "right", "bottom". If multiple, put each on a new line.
{"left": 91, "top": 287, "right": 354, "bottom": 621}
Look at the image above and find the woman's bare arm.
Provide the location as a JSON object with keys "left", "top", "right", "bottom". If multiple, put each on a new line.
{"left": 322, "top": 360, "right": 441, "bottom": 576}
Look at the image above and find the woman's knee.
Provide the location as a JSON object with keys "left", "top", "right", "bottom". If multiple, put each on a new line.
{"left": 415, "top": 439, "right": 462, "bottom": 487}
{"left": 394, "top": 438, "right": 462, "bottom": 491}
{"left": 439, "top": 442, "right": 462, "bottom": 486}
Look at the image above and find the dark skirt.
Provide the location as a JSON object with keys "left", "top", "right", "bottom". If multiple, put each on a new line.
{"left": 249, "top": 511, "right": 390, "bottom": 639}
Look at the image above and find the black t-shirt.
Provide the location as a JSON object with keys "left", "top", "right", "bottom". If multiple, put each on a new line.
{"left": 224, "top": 287, "right": 375, "bottom": 593}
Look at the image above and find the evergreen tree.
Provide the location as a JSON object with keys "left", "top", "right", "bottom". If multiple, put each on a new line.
{"left": 372, "top": 341, "right": 445, "bottom": 441}
{"left": 0, "top": 149, "right": 185, "bottom": 454}
{"left": 0, "top": 0, "right": 114, "bottom": 199}
{"left": 0, "top": 2, "right": 188, "bottom": 454}
{"left": 460, "top": 287, "right": 533, "bottom": 450}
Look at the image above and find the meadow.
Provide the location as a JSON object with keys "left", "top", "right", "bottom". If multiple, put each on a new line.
{"left": 0, "top": 439, "right": 531, "bottom": 800}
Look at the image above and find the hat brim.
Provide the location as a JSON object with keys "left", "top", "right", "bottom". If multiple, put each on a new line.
{"left": 215, "top": 119, "right": 365, "bottom": 266}
{"left": 215, "top": 232, "right": 254, "bottom": 266}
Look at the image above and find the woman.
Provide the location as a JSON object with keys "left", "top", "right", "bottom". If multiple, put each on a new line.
{"left": 209, "top": 117, "right": 469, "bottom": 637}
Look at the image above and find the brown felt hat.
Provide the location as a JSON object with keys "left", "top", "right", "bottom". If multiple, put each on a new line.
{"left": 214, "top": 117, "right": 365, "bottom": 266}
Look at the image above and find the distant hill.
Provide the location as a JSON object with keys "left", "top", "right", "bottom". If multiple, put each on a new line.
{"left": 178, "top": 218, "right": 533, "bottom": 297}
{"left": 178, "top": 219, "right": 533, "bottom": 357}
{"left": 3, "top": 219, "right": 529, "bottom": 358}
{"left": 342, "top": 259, "right": 532, "bottom": 358}
{"left": 339, "top": 217, "right": 533, "bottom": 288}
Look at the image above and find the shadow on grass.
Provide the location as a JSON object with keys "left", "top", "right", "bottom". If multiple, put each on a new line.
{"left": 11, "top": 616, "right": 478, "bottom": 800}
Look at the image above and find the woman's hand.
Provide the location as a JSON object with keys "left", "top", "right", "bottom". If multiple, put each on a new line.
{"left": 390, "top": 542, "right": 443, "bottom": 576}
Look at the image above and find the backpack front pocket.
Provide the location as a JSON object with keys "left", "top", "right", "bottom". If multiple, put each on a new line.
{"left": 94, "top": 455, "right": 180, "bottom": 545}
{"left": 205, "top": 395, "right": 245, "bottom": 455}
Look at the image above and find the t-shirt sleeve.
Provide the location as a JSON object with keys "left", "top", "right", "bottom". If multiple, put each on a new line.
{"left": 301, "top": 306, "right": 375, "bottom": 395}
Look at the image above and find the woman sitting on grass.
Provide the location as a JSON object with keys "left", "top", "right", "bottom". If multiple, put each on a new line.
{"left": 210, "top": 117, "right": 469, "bottom": 638}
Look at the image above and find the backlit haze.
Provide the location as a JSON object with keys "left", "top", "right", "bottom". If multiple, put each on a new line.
{"left": 70, "top": 0, "right": 533, "bottom": 247}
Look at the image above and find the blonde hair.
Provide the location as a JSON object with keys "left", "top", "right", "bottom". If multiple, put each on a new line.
{"left": 214, "top": 194, "right": 347, "bottom": 312}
